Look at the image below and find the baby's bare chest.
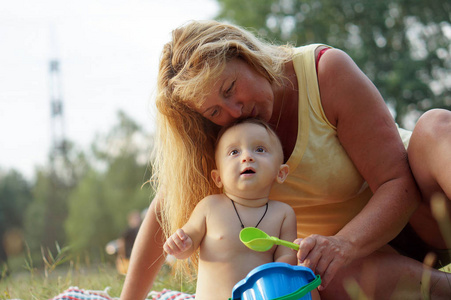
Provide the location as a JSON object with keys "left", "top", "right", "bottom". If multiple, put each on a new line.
{"left": 200, "top": 208, "right": 284, "bottom": 261}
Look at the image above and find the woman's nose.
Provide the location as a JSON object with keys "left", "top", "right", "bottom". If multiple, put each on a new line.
{"left": 225, "top": 101, "right": 243, "bottom": 119}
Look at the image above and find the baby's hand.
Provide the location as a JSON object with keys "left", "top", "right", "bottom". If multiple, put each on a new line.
{"left": 163, "top": 228, "right": 193, "bottom": 259}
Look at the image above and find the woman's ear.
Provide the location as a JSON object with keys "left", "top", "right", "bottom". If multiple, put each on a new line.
{"left": 276, "top": 164, "right": 289, "bottom": 184}
{"left": 211, "top": 169, "right": 223, "bottom": 188}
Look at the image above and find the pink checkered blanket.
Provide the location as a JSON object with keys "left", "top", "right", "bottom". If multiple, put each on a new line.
{"left": 49, "top": 287, "right": 195, "bottom": 300}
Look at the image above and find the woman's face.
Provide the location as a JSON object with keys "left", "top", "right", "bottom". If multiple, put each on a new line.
{"left": 195, "top": 58, "right": 275, "bottom": 126}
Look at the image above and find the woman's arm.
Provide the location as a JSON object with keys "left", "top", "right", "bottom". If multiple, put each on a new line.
{"left": 120, "top": 195, "right": 166, "bottom": 300}
{"left": 297, "top": 48, "right": 421, "bottom": 290}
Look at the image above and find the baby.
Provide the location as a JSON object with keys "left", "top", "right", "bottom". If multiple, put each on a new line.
{"left": 163, "top": 118, "right": 300, "bottom": 299}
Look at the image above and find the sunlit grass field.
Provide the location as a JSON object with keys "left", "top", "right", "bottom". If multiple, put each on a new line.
{"left": 0, "top": 245, "right": 197, "bottom": 300}
{"left": 1, "top": 262, "right": 124, "bottom": 299}
{"left": 0, "top": 255, "right": 196, "bottom": 300}
{"left": 0, "top": 253, "right": 449, "bottom": 300}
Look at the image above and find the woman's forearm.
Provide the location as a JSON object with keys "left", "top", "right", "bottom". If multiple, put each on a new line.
{"left": 336, "top": 175, "right": 421, "bottom": 259}
{"left": 296, "top": 175, "right": 421, "bottom": 290}
{"left": 120, "top": 199, "right": 166, "bottom": 300}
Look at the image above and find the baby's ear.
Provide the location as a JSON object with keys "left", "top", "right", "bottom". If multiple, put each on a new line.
{"left": 276, "top": 164, "right": 289, "bottom": 184}
{"left": 211, "top": 169, "right": 223, "bottom": 188}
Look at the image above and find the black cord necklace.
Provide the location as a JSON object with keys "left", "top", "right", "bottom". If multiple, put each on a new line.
{"left": 230, "top": 199, "right": 269, "bottom": 229}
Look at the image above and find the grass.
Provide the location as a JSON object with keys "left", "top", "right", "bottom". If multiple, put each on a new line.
{"left": 0, "top": 260, "right": 195, "bottom": 299}
{"left": 0, "top": 252, "right": 124, "bottom": 299}
{"left": 0, "top": 255, "right": 449, "bottom": 299}
{"left": 0, "top": 252, "right": 195, "bottom": 299}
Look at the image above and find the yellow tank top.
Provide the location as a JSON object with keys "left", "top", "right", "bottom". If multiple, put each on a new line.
{"left": 269, "top": 44, "right": 412, "bottom": 238}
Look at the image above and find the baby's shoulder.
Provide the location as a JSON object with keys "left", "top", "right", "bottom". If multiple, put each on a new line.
{"left": 268, "top": 200, "right": 295, "bottom": 214}
{"left": 196, "top": 194, "right": 232, "bottom": 221}
{"left": 198, "top": 194, "right": 227, "bottom": 208}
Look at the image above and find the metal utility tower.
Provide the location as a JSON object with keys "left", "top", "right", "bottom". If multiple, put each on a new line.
{"left": 49, "top": 59, "right": 67, "bottom": 165}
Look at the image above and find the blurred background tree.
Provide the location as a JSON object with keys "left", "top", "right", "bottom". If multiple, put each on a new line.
{"left": 23, "top": 141, "right": 89, "bottom": 261}
{"left": 216, "top": 0, "right": 451, "bottom": 127}
{"left": 0, "top": 170, "right": 32, "bottom": 275}
{"left": 64, "top": 111, "right": 153, "bottom": 259}
{"left": 0, "top": 110, "right": 155, "bottom": 269}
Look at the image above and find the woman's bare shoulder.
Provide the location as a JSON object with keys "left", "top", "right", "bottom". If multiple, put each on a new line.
{"left": 317, "top": 47, "right": 369, "bottom": 127}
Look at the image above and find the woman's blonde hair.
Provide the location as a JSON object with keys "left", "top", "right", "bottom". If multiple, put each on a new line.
{"left": 152, "top": 20, "right": 292, "bottom": 277}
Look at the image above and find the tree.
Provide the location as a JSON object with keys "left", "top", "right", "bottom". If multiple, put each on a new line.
{"left": 23, "top": 142, "right": 88, "bottom": 260}
{"left": 0, "top": 170, "right": 32, "bottom": 272}
{"left": 64, "top": 111, "right": 153, "bottom": 258}
{"left": 216, "top": 0, "right": 451, "bottom": 126}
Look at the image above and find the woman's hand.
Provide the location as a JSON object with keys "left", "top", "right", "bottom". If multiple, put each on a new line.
{"left": 163, "top": 228, "right": 193, "bottom": 259}
{"left": 294, "top": 235, "right": 355, "bottom": 290}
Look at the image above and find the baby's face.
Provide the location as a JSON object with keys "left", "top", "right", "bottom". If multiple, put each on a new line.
{"left": 213, "top": 122, "right": 283, "bottom": 197}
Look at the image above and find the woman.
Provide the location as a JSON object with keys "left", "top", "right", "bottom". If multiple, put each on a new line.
{"left": 120, "top": 20, "right": 451, "bottom": 299}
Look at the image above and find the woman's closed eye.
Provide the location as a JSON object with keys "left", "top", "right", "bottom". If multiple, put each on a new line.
{"left": 224, "top": 80, "right": 235, "bottom": 96}
{"left": 209, "top": 107, "right": 220, "bottom": 118}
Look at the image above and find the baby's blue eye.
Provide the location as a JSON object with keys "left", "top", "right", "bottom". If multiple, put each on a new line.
{"left": 230, "top": 149, "right": 239, "bottom": 155}
{"left": 256, "top": 147, "right": 265, "bottom": 153}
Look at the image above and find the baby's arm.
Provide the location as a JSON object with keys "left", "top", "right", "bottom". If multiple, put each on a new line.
{"left": 163, "top": 228, "right": 194, "bottom": 259}
{"left": 272, "top": 203, "right": 321, "bottom": 299}
{"left": 163, "top": 197, "right": 209, "bottom": 260}
{"left": 274, "top": 202, "right": 298, "bottom": 265}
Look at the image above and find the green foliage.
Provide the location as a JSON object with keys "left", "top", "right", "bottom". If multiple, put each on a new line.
{"left": 216, "top": 0, "right": 451, "bottom": 125}
{"left": 22, "top": 172, "right": 48, "bottom": 257}
{"left": 0, "top": 170, "right": 32, "bottom": 270}
{"left": 64, "top": 170, "right": 107, "bottom": 254}
{"left": 0, "top": 110, "right": 156, "bottom": 266}
{"left": 0, "top": 170, "right": 32, "bottom": 233}
{"left": 64, "top": 111, "right": 153, "bottom": 258}
{"left": 21, "top": 140, "right": 90, "bottom": 261}
{"left": 23, "top": 145, "right": 85, "bottom": 258}
{"left": 41, "top": 242, "right": 72, "bottom": 278}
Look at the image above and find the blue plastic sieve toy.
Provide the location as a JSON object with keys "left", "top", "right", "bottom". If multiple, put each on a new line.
{"left": 229, "top": 262, "right": 321, "bottom": 300}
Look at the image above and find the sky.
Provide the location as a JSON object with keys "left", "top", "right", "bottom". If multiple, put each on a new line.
{"left": 0, "top": 0, "right": 220, "bottom": 180}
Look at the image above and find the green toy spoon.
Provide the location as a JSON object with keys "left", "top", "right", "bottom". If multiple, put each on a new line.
{"left": 240, "top": 227, "right": 300, "bottom": 252}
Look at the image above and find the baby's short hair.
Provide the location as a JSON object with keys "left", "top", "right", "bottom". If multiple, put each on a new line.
{"left": 215, "top": 118, "right": 285, "bottom": 163}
